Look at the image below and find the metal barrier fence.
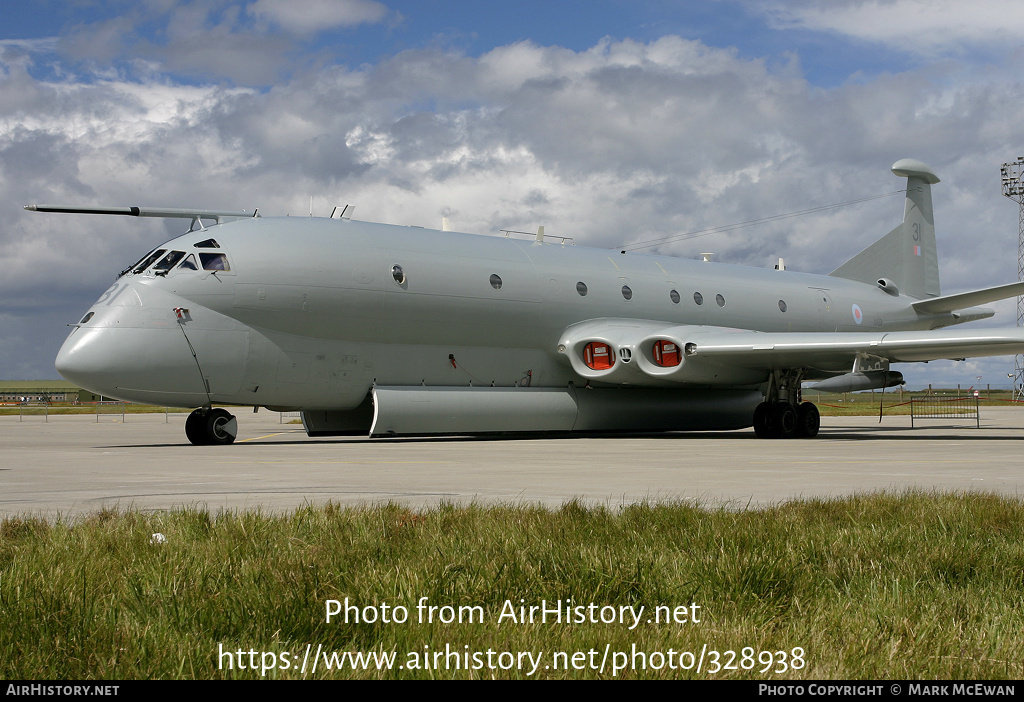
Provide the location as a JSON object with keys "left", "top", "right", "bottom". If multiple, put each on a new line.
{"left": 910, "top": 396, "right": 980, "bottom": 428}
{"left": 279, "top": 411, "right": 302, "bottom": 424}
{"left": 14, "top": 402, "right": 181, "bottom": 423}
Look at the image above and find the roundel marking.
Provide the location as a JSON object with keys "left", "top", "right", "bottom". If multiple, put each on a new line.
{"left": 582, "top": 342, "right": 615, "bottom": 371}
{"left": 851, "top": 304, "right": 863, "bottom": 325}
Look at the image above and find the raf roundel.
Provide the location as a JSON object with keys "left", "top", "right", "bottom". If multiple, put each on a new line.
{"left": 851, "top": 304, "right": 863, "bottom": 325}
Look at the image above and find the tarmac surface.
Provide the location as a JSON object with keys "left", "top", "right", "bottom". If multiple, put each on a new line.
{"left": 3, "top": 407, "right": 1023, "bottom": 518}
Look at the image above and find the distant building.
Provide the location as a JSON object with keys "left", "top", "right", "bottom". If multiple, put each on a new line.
{"left": 0, "top": 380, "right": 100, "bottom": 403}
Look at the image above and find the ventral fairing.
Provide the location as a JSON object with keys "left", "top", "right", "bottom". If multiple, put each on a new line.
{"left": 32, "top": 159, "right": 1024, "bottom": 445}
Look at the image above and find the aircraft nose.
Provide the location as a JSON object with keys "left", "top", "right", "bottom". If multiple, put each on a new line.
{"left": 55, "top": 327, "right": 113, "bottom": 393}
{"left": 55, "top": 307, "right": 209, "bottom": 406}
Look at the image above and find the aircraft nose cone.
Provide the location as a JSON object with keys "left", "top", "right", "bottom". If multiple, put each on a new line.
{"left": 55, "top": 327, "right": 119, "bottom": 396}
{"left": 55, "top": 318, "right": 209, "bottom": 405}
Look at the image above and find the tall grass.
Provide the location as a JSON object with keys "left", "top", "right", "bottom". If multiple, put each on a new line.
{"left": 2, "top": 492, "right": 1022, "bottom": 679}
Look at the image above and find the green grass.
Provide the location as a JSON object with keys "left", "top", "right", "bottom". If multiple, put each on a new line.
{"left": 2, "top": 493, "right": 1023, "bottom": 679}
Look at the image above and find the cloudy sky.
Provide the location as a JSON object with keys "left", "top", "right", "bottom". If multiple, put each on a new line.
{"left": 3, "top": 0, "right": 1024, "bottom": 389}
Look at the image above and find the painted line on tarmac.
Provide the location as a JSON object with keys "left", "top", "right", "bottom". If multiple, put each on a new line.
{"left": 217, "top": 460, "right": 454, "bottom": 465}
{"left": 239, "top": 430, "right": 304, "bottom": 442}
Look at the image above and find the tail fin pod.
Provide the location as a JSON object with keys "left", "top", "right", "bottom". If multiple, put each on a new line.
{"left": 829, "top": 159, "right": 941, "bottom": 299}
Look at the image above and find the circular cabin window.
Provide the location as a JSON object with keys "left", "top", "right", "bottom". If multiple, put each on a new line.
{"left": 716, "top": 293, "right": 726, "bottom": 307}
{"left": 490, "top": 274, "right": 502, "bottom": 290}
{"left": 621, "top": 285, "right": 633, "bottom": 301}
{"left": 391, "top": 265, "right": 406, "bottom": 285}
{"left": 576, "top": 281, "right": 588, "bottom": 296}
{"left": 779, "top": 300, "right": 787, "bottom": 313}
{"left": 693, "top": 292, "right": 703, "bottom": 305}
{"left": 669, "top": 289, "right": 680, "bottom": 304}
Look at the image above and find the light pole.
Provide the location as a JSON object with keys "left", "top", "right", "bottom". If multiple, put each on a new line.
{"left": 1000, "top": 157, "right": 1024, "bottom": 400}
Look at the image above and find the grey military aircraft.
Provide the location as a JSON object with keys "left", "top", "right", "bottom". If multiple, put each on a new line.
{"left": 29, "top": 159, "right": 1024, "bottom": 444}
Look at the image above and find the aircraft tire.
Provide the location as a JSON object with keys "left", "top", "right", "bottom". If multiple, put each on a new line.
{"left": 185, "top": 409, "right": 209, "bottom": 446}
{"left": 774, "top": 403, "right": 798, "bottom": 439}
{"left": 203, "top": 408, "right": 237, "bottom": 445}
{"left": 796, "top": 402, "right": 820, "bottom": 438}
{"left": 753, "top": 402, "right": 777, "bottom": 438}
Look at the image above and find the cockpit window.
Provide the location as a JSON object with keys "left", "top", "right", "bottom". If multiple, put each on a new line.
{"left": 193, "top": 238, "right": 221, "bottom": 248}
{"left": 123, "top": 249, "right": 157, "bottom": 276}
{"left": 199, "top": 252, "right": 230, "bottom": 271}
{"left": 153, "top": 250, "right": 186, "bottom": 273}
{"left": 132, "top": 249, "right": 167, "bottom": 275}
{"left": 178, "top": 254, "right": 198, "bottom": 270}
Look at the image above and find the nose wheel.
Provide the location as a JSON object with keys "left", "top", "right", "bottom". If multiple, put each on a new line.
{"left": 185, "top": 408, "right": 238, "bottom": 445}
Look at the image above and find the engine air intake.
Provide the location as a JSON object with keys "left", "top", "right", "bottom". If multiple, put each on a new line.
{"left": 651, "top": 340, "right": 681, "bottom": 367}
{"left": 583, "top": 342, "right": 615, "bottom": 370}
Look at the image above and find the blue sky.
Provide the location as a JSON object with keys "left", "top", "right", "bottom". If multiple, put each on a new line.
{"left": 0, "top": 0, "right": 956, "bottom": 86}
{"left": 2, "top": 0, "right": 1024, "bottom": 389}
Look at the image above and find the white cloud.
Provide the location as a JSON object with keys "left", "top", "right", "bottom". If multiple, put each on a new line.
{"left": 756, "top": 0, "right": 1024, "bottom": 55}
{"left": 248, "top": 0, "right": 388, "bottom": 33}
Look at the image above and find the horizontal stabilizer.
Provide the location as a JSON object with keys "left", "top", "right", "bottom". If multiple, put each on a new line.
{"left": 911, "top": 281, "right": 1024, "bottom": 314}
{"left": 24, "top": 204, "right": 257, "bottom": 224}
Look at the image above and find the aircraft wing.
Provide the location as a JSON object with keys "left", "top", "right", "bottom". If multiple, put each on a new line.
{"left": 684, "top": 327, "right": 1024, "bottom": 366}
{"left": 560, "top": 320, "right": 1024, "bottom": 386}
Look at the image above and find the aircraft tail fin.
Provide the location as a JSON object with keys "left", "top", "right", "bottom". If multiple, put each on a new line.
{"left": 829, "top": 159, "right": 941, "bottom": 299}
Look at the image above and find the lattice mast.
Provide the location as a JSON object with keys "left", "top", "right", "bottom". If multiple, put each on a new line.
{"left": 1000, "top": 157, "right": 1024, "bottom": 400}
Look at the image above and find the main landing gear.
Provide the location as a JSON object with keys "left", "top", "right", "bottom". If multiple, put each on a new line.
{"left": 753, "top": 369, "right": 820, "bottom": 439}
{"left": 752, "top": 401, "right": 819, "bottom": 439}
{"left": 185, "top": 407, "right": 238, "bottom": 445}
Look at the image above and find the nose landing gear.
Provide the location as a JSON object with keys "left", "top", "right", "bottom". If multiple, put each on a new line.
{"left": 185, "top": 407, "right": 238, "bottom": 445}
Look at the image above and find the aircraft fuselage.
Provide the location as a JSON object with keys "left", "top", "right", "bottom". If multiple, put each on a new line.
{"left": 56, "top": 215, "right": 944, "bottom": 415}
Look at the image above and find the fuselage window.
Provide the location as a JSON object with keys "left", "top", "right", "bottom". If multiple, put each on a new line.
{"left": 576, "top": 281, "right": 588, "bottom": 296}
{"left": 490, "top": 274, "right": 502, "bottom": 290}
{"left": 392, "top": 265, "right": 406, "bottom": 285}
{"left": 779, "top": 300, "right": 787, "bottom": 313}
{"left": 132, "top": 249, "right": 167, "bottom": 275}
{"left": 193, "top": 238, "right": 221, "bottom": 248}
{"left": 716, "top": 293, "right": 726, "bottom": 307}
{"left": 693, "top": 292, "right": 703, "bottom": 305}
{"left": 621, "top": 285, "right": 632, "bottom": 301}
{"left": 179, "top": 254, "right": 198, "bottom": 270}
{"left": 153, "top": 251, "right": 186, "bottom": 273}
{"left": 669, "top": 289, "right": 680, "bottom": 304}
{"left": 199, "top": 253, "right": 230, "bottom": 271}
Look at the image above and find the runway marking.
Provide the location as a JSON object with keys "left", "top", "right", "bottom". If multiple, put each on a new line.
{"left": 751, "top": 459, "right": 987, "bottom": 465}
{"left": 217, "top": 460, "right": 454, "bottom": 465}
{"left": 239, "top": 431, "right": 303, "bottom": 442}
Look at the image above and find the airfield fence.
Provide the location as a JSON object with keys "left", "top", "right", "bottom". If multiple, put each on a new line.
{"left": 12, "top": 401, "right": 185, "bottom": 423}
{"left": 910, "top": 396, "right": 980, "bottom": 428}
